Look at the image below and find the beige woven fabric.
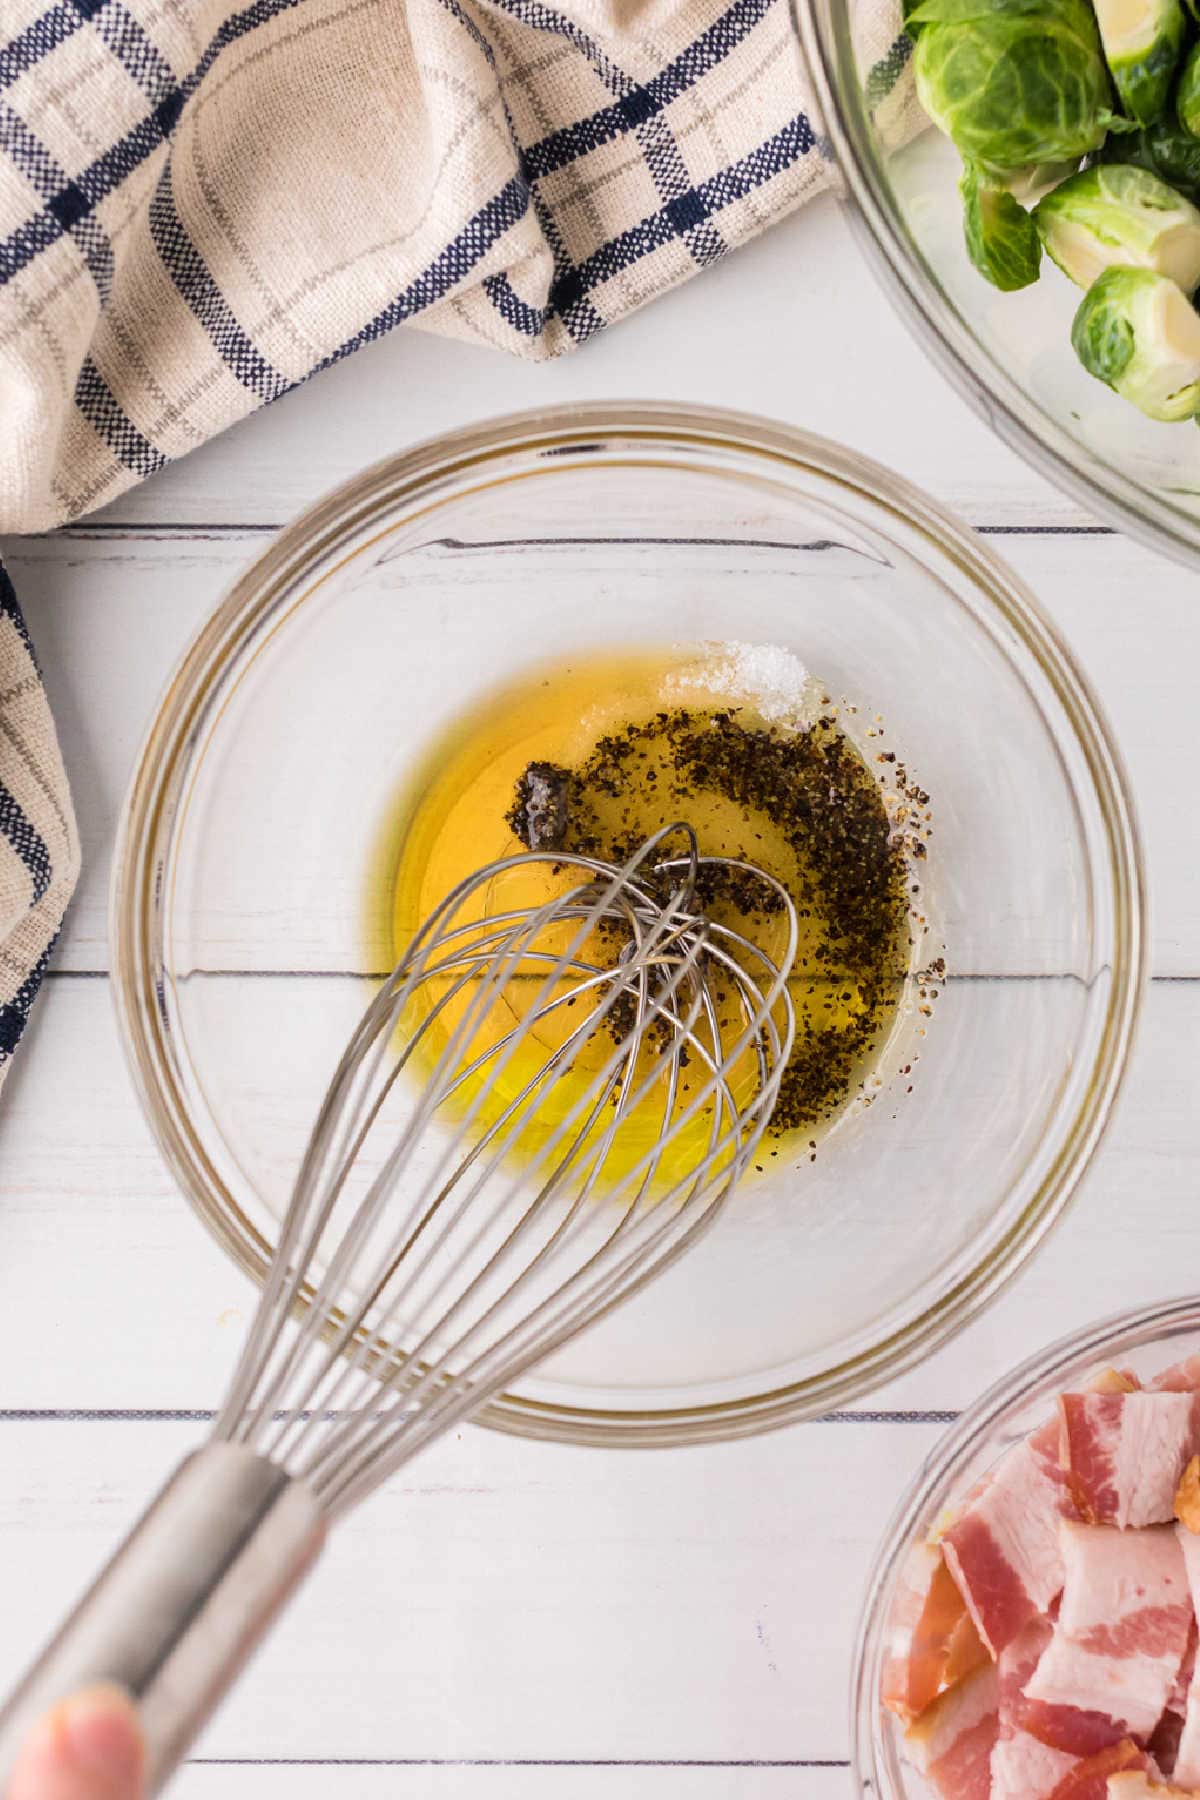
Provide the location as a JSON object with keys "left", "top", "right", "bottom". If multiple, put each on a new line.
{"left": 0, "top": 587, "right": 80, "bottom": 1076}
{"left": 0, "top": 0, "right": 913, "bottom": 1085}
{"left": 1, "top": 0, "right": 843, "bottom": 533}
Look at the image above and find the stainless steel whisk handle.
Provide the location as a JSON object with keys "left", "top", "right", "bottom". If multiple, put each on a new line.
{"left": 0, "top": 1442, "right": 325, "bottom": 1796}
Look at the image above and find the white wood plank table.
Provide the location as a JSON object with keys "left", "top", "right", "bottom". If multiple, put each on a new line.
{"left": 2, "top": 192, "right": 1196, "bottom": 1799}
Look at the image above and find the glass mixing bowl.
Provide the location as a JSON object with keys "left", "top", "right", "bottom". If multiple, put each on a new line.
{"left": 852, "top": 1295, "right": 1200, "bottom": 1797}
{"left": 793, "top": 0, "right": 1200, "bottom": 564}
{"left": 111, "top": 401, "right": 1145, "bottom": 1447}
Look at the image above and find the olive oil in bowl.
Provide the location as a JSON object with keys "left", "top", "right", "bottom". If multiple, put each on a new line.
{"left": 368, "top": 644, "right": 935, "bottom": 1173}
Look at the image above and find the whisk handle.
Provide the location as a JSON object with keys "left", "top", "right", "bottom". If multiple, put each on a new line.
{"left": 0, "top": 1441, "right": 325, "bottom": 1796}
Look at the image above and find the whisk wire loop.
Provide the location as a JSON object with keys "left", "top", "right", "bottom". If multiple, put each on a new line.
{"left": 247, "top": 837, "right": 711, "bottom": 1466}
{"left": 280, "top": 907, "right": 720, "bottom": 1492}
{"left": 219, "top": 826, "right": 796, "bottom": 1512}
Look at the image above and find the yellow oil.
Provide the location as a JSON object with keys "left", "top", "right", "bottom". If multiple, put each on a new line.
{"left": 365, "top": 648, "right": 917, "bottom": 1186}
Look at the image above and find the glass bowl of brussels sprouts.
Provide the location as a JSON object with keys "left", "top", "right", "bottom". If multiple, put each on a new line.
{"left": 794, "top": 0, "right": 1200, "bottom": 561}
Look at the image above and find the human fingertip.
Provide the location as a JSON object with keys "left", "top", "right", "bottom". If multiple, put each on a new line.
{"left": 60, "top": 1687, "right": 144, "bottom": 1794}
{"left": 8, "top": 1685, "right": 145, "bottom": 1800}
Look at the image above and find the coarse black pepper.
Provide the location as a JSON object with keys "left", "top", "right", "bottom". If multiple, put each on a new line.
{"left": 508, "top": 704, "right": 926, "bottom": 1138}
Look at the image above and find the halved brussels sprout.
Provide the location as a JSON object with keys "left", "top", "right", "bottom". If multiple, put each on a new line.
{"left": 911, "top": 0, "right": 1116, "bottom": 171}
{"left": 1035, "top": 163, "right": 1200, "bottom": 289}
{"left": 1092, "top": 0, "right": 1185, "bottom": 124}
{"left": 1178, "top": 39, "right": 1200, "bottom": 136}
{"left": 1071, "top": 264, "right": 1200, "bottom": 416}
{"left": 1099, "top": 117, "right": 1200, "bottom": 195}
{"left": 961, "top": 163, "right": 1043, "bottom": 286}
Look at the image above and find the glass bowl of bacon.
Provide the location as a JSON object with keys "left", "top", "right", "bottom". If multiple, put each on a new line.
{"left": 853, "top": 1296, "right": 1200, "bottom": 1800}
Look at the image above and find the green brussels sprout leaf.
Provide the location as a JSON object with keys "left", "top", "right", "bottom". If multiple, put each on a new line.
{"left": 1034, "top": 162, "right": 1200, "bottom": 289}
{"left": 1071, "top": 264, "right": 1200, "bottom": 416}
{"left": 961, "top": 162, "right": 1044, "bottom": 286}
{"left": 913, "top": 0, "right": 1117, "bottom": 170}
{"left": 1178, "top": 39, "right": 1200, "bottom": 137}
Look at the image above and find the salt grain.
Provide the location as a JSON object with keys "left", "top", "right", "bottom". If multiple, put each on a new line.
{"left": 664, "top": 641, "right": 818, "bottom": 730}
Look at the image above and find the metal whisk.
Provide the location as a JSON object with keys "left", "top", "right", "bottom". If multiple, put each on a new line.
{"left": 0, "top": 825, "right": 796, "bottom": 1794}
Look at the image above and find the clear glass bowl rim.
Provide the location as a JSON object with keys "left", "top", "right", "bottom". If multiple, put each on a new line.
{"left": 109, "top": 399, "right": 1147, "bottom": 1449}
{"left": 791, "top": 0, "right": 1200, "bottom": 569}
{"left": 851, "top": 1294, "right": 1200, "bottom": 1796}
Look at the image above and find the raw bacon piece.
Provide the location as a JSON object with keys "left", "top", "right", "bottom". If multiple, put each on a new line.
{"left": 995, "top": 1617, "right": 1125, "bottom": 1777}
{"left": 882, "top": 1542, "right": 988, "bottom": 1723}
{"left": 999, "top": 1615, "right": 1054, "bottom": 1716}
{"left": 1045, "top": 1741, "right": 1147, "bottom": 1797}
{"left": 1010, "top": 1612, "right": 1130, "bottom": 1757}
{"left": 1025, "top": 1524, "right": 1192, "bottom": 1744}
{"left": 993, "top": 1729, "right": 1080, "bottom": 1798}
{"left": 993, "top": 1618, "right": 1079, "bottom": 1799}
{"left": 1022, "top": 1702, "right": 1137, "bottom": 1758}
{"left": 1152, "top": 1359, "right": 1200, "bottom": 1395}
{"left": 1014, "top": 1612, "right": 1137, "bottom": 1749}
{"left": 1020, "top": 1684, "right": 1133, "bottom": 1754}
{"left": 1060, "top": 1392, "right": 1200, "bottom": 1528}
{"left": 941, "top": 1371, "right": 1140, "bottom": 1660}
{"left": 943, "top": 1416, "right": 1075, "bottom": 1657}
{"left": 903, "top": 1662, "right": 998, "bottom": 1800}
{"left": 1170, "top": 1530, "right": 1200, "bottom": 1787}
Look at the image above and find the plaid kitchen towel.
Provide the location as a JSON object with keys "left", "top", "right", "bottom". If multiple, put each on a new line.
{"left": 0, "top": 0, "right": 915, "bottom": 1086}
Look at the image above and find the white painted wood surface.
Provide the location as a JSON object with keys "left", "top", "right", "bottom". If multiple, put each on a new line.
{"left": 1, "top": 189, "right": 1196, "bottom": 1794}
